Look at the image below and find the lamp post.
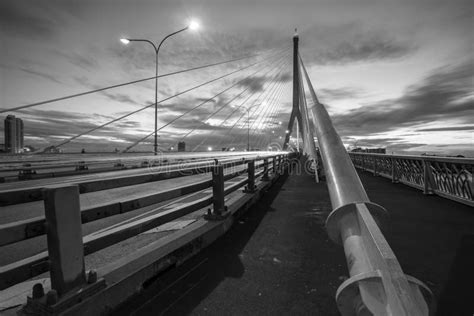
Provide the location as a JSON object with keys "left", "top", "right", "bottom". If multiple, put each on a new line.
{"left": 121, "top": 20, "right": 199, "bottom": 155}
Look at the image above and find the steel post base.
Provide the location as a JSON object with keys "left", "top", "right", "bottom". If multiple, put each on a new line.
{"left": 204, "top": 206, "right": 230, "bottom": 221}
{"left": 19, "top": 278, "right": 106, "bottom": 316}
{"left": 335, "top": 271, "right": 433, "bottom": 316}
{"left": 243, "top": 184, "right": 257, "bottom": 193}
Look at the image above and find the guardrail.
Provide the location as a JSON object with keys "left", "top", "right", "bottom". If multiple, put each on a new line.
{"left": 301, "top": 59, "right": 432, "bottom": 315}
{"left": 349, "top": 152, "right": 473, "bottom": 207}
{"left": 0, "top": 152, "right": 265, "bottom": 183}
{"left": 0, "top": 153, "right": 292, "bottom": 315}
{"left": 0, "top": 155, "right": 270, "bottom": 206}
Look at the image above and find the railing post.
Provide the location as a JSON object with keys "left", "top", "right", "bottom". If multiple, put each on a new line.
{"left": 75, "top": 161, "right": 88, "bottom": 171}
{"left": 212, "top": 164, "right": 225, "bottom": 214}
{"left": 373, "top": 156, "right": 377, "bottom": 176}
{"left": 204, "top": 164, "right": 229, "bottom": 221}
{"left": 262, "top": 158, "right": 270, "bottom": 181}
{"left": 19, "top": 163, "right": 37, "bottom": 180}
{"left": 272, "top": 156, "right": 278, "bottom": 177}
{"left": 244, "top": 160, "right": 256, "bottom": 193}
{"left": 391, "top": 157, "right": 398, "bottom": 183}
{"left": 44, "top": 185, "right": 86, "bottom": 296}
{"left": 423, "top": 160, "right": 434, "bottom": 195}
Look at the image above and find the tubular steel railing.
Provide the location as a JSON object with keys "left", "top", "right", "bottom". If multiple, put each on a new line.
{"left": 349, "top": 152, "right": 474, "bottom": 207}
{"left": 301, "top": 58, "right": 432, "bottom": 315}
{"left": 0, "top": 153, "right": 291, "bottom": 315}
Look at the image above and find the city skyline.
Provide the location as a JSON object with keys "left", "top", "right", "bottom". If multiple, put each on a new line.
{"left": 0, "top": 0, "right": 472, "bottom": 155}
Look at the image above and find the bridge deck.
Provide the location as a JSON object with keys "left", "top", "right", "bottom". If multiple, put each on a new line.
{"left": 114, "top": 161, "right": 473, "bottom": 315}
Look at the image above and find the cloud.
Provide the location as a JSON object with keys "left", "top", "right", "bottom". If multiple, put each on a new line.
{"left": 331, "top": 60, "right": 474, "bottom": 136}
{"left": 56, "top": 51, "right": 99, "bottom": 71}
{"left": 416, "top": 125, "right": 474, "bottom": 132}
{"left": 316, "top": 36, "right": 412, "bottom": 65}
{"left": 0, "top": 2, "right": 58, "bottom": 39}
{"left": 276, "top": 72, "right": 292, "bottom": 83}
{"left": 238, "top": 76, "right": 266, "bottom": 92}
{"left": 73, "top": 76, "right": 144, "bottom": 106}
{"left": 18, "top": 67, "right": 63, "bottom": 84}
{"left": 300, "top": 22, "right": 415, "bottom": 65}
{"left": 319, "top": 87, "right": 365, "bottom": 100}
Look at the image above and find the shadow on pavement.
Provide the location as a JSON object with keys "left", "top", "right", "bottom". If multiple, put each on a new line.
{"left": 114, "top": 172, "right": 290, "bottom": 315}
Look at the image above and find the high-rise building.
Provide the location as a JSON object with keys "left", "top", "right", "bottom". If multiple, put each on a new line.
{"left": 4, "top": 115, "right": 24, "bottom": 154}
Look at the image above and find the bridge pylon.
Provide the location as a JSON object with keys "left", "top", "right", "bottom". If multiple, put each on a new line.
{"left": 283, "top": 30, "right": 303, "bottom": 151}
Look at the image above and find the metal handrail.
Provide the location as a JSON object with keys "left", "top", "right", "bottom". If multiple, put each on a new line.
{"left": 300, "top": 57, "right": 432, "bottom": 315}
{"left": 349, "top": 152, "right": 473, "bottom": 206}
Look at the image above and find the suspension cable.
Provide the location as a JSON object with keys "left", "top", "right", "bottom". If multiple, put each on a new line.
{"left": 229, "top": 71, "right": 288, "bottom": 149}
{"left": 226, "top": 62, "right": 289, "bottom": 148}
{"left": 216, "top": 60, "right": 290, "bottom": 150}
{"left": 251, "top": 80, "right": 289, "bottom": 148}
{"left": 37, "top": 51, "right": 289, "bottom": 152}
{"left": 175, "top": 51, "right": 291, "bottom": 144}
{"left": 122, "top": 49, "right": 291, "bottom": 152}
{"left": 0, "top": 47, "right": 288, "bottom": 114}
{"left": 255, "top": 81, "right": 291, "bottom": 149}
{"left": 192, "top": 57, "right": 290, "bottom": 151}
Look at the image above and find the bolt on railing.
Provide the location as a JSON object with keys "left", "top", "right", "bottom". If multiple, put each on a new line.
{"left": 300, "top": 58, "right": 432, "bottom": 315}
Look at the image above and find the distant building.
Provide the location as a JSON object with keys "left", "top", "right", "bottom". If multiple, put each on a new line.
{"left": 43, "top": 146, "right": 62, "bottom": 154}
{"left": 178, "top": 141, "right": 186, "bottom": 152}
{"left": 4, "top": 115, "right": 24, "bottom": 154}
{"left": 351, "top": 147, "right": 386, "bottom": 154}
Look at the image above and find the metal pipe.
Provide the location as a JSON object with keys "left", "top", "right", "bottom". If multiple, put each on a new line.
{"left": 299, "top": 47, "right": 432, "bottom": 315}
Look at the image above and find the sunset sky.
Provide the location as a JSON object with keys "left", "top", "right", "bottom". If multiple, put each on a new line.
{"left": 1, "top": 0, "right": 472, "bottom": 155}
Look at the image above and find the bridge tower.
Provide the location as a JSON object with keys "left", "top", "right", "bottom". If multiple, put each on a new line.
{"left": 283, "top": 29, "right": 303, "bottom": 150}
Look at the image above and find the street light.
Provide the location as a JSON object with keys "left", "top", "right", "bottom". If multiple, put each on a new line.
{"left": 120, "top": 19, "right": 200, "bottom": 155}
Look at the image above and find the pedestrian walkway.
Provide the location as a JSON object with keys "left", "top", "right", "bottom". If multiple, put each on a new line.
{"left": 116, "top": 159, "right": 473, "bottom": 315}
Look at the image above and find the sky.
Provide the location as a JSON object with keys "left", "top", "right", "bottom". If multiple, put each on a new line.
{"left": 0, "top": 0, "right": 473, "bottom": 155}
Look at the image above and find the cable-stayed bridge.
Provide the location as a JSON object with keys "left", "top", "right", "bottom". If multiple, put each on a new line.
{"left": 0, "top": 34, "right": 472, "bottom": 316}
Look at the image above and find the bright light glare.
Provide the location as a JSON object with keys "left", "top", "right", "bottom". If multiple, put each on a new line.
{"left": 207, "top": 146, "right": 212, "bottom": 151}
{"left": 189, "top": 20, "right": 200, "bottom": 31}
{"left": 285, "top": 130, "right": 289, "bottom": 134}
{"left": 120, "top": 38, "right": 130, "bottom": 45}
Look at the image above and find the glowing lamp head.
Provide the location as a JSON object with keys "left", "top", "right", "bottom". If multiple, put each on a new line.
{"left": 207, "top": 146, "right": 212, "bottom": 151}
{"left": 188, "top": 20, "right": 200, "bottom": 31}
{"left": 120, "top": 38, "right": 130, "bottom": 45}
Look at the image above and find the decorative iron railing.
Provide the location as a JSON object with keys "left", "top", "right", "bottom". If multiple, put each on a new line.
{"left": 349, "top": 153, "right": 473, "bottom": 207}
